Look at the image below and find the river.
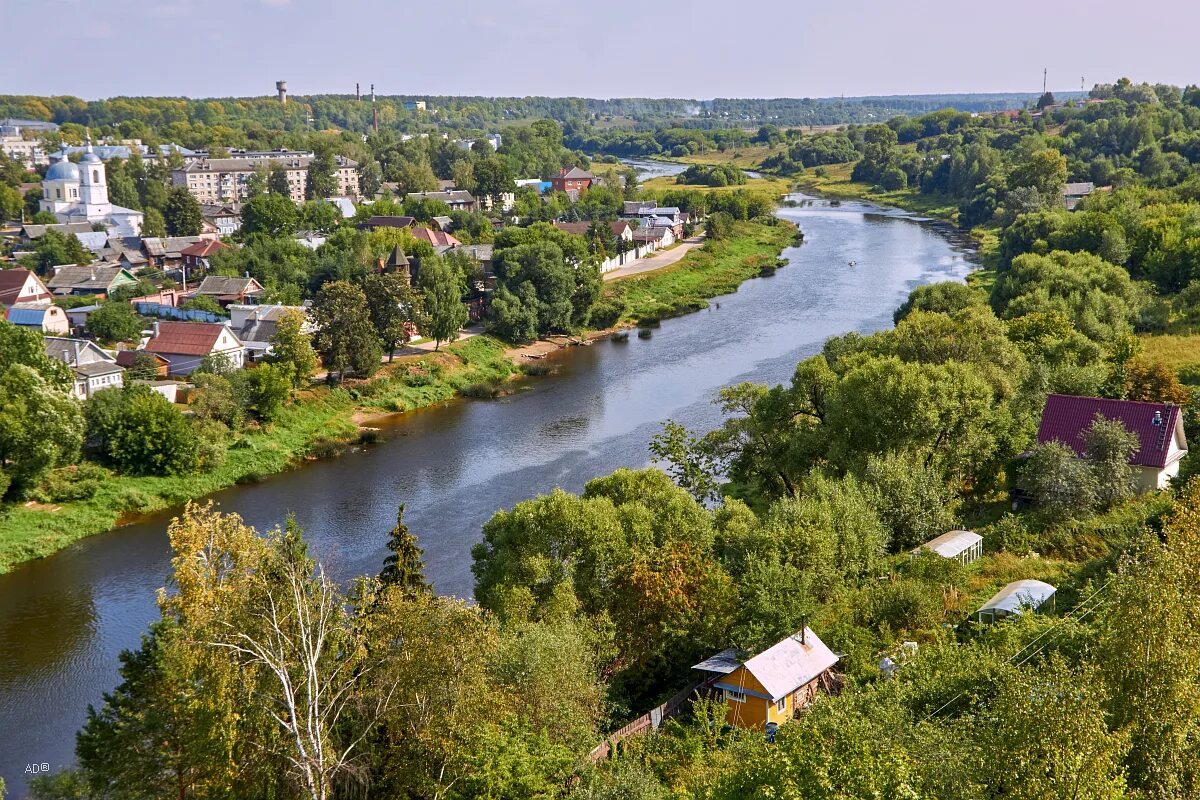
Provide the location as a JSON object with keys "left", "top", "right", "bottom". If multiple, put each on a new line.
{"left": 0, "top": 193, "right": 973, "bottom": 794}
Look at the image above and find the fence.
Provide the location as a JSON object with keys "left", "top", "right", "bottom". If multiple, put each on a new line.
{"left": 133, "top": 302, "right": 226, "bottom": 324}
{"left": 586, "top": 680, "right": 705, "bottom": 762}
{"left": 598, "top": 242, "right": 659, "bottom": 273}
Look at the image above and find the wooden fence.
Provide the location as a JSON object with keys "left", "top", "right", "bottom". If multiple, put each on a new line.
{"left": 586, "top": 680, "right": 706, "bottom": 762}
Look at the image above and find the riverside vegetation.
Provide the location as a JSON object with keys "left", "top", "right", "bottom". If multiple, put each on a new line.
{"left": 15, "top": 78, "right": 1200, "bottom": 799}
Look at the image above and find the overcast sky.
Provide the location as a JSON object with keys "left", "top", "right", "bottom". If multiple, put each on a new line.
{"left": 5, "top": 0, "right": 1197, "bottom": 100}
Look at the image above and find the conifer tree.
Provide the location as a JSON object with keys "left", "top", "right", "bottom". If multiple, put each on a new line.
{"left": 379, "top": 504, "right": 429, "bottom": 593}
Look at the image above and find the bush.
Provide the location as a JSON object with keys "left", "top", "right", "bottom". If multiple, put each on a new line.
{"left": 587, "top": 298, "right": 626, "bottom": 329}
{"left": 705, "top": 211, "right": 734, "bottom": 240}
{"left": 32, "top": 463, "right": 110, "bottom": 503}
{"left": 863, "top": 578, "right": 943, "bottom": 633}
{"left": 986, "top": 514, "right": 1038, "bottom": 556}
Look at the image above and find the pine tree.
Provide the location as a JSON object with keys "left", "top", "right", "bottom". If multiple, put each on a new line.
{"left": 379, "top": 504, "right": 429, "bottom": 593}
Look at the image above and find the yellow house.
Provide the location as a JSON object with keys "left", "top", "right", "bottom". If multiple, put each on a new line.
{"left": 693, "top": 627, "right": 839, "bottom": 730}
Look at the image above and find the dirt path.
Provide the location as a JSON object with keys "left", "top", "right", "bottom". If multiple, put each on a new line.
{"left": 602, "top": 234, "right": 706, "bottom": 282}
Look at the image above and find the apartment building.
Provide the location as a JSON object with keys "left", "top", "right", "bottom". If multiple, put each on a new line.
{"left": 172, "top": 154, "right": 360, "bottom": 204}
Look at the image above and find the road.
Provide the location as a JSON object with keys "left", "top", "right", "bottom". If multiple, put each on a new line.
{"left": 602, "top": 235, "right": 706, "bottom": 282}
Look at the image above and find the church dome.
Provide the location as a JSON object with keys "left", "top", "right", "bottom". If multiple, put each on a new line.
{"left": 79, "top": 151, "right": 102, "bottom": 165}
{"left": 46, "top": 159, "right": 80, "bottom": 181}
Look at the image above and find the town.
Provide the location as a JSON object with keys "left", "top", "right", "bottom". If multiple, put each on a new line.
{"left": 3, "top": 7, "right": 1200, "bottom": 796}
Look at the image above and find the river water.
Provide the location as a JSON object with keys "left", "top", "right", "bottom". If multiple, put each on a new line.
{"left": 0, "top": 194, "right": 973, "bottom": 794}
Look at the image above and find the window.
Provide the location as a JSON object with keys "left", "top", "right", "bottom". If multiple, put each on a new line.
{"left": 93, "top": 169, "right": 100, "bottom": 183}
{"left": 723, "top": 688, "right": 746, "bottom": 704}
{"left": 776, "top": 697, "right": 786, "bottom": 713}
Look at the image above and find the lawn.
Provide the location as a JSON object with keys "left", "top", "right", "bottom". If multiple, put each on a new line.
{"left": 603, "top": 219, "right": 797, "bottom": 323}
{"left": 1140, "top": 333, "right": 1200, "bottom": 377}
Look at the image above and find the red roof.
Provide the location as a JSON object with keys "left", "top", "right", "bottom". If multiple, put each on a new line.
{"left": 115, "top": 349, "right": 168, "bottom": 367}
{"left": 179, "top": 239, "right": 228, "bottom": 257}
{"left": 143, "top": 321, "right": 232, "bottom": 357}
{"left": 1036, "top": 394, "right": 1187, "bottom": 469}
{"left": 410, "top": 227, "right": 461, "bottom": 248}
{"left": 0, "top": 269, "right": 49, "bottom": 306}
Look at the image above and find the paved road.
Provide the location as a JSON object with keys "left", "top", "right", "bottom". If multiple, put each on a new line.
{"left": 602, "top": 235, "right": 706, "bottom": 282}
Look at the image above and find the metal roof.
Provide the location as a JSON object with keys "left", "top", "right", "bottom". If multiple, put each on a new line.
{"left": 694, "top": 628, "right": 839, "bottom": 701}
{"left": 1037, "top": 394, "right": 1186, "bottom": 469}
{"left": 915, "top": 529, "right": 982, "bottom": 559}
{"left": 977, "top": 580, "right": 1056, "bottom": 616}
{"left": 6, "top": 306, "right": 48, "bottom": 325}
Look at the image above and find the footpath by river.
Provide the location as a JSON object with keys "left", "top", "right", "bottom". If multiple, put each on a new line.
{"left": 0, "top": 192, "right": 974, "bottom": 794}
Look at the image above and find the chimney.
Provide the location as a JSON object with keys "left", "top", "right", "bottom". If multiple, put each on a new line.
{"left": 800, "top": 616, "right": 808, "bottom": 645}
{"left": 152, "top": 320, "right": 160, "bottom": 338}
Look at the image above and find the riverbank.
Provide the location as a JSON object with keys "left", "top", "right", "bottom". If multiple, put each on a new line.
{"left": 0, "top": 221, "right": 796, "bottom": 574}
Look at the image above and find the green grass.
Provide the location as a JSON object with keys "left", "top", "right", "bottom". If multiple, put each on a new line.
{"left": 1140, "top": 333, "right": 1200, "bottom": 374}
{"left": 603, "top": 219, "right": 796, "bottom": 323}
{"left": 0, "top": 336, "right": 519, "bottom": 574}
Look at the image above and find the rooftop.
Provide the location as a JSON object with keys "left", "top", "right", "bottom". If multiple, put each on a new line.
{"left": 1037, "top": 394, "right": 1187, "bottom": 469}
{"left": 694, "top": 628, "right": 839, "bottom": 701}
{"left": 978, "top": 580, "right": 1056, "bottom": 616}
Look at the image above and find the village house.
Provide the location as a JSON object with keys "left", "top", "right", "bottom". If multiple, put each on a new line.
{"left": 410, "top": 227, "right": 462, "bottom": 254}
{"left": 0, "top": 268, "right": 52, "bottom": 307}
{"left": 550, "top": 166, "right": 594, "bottom": 199}
{"left": 693, "top": 627, "right": 839, "bottom": 730}
{"left": 141, "top": 236, "right": 212, "bottom": 271}
{"left": 142, "top": 320, "right": 244, "bottom": 375}
{"left": 405, "top": 189, "right": 477, "bottom": 212}
{"left": 1061, "top": 182, "right": 1096, "bottom": 211}
{"left": 358, "top": 215, "right": 416, "bottom": 232}
{"left": 6, "top": 302, "right": 70, "bottom": 334}
{"left": 115, "top": 349, "right": 170, "bottom": 378}
{"left": 228, "top": 303, "right": 312, "bottom": 361}
{"left": 180, "top": 239, "right": 231, "bottom": 274}
{"left": 19, "top": 221, "right": 94, "bottom": 244}
{"left": 633, "top": 226, "right": 675, "bottom": 249}
{"left": 193, "top": 275, "right": 265, "bottom": 306}
{"left": 200, "top": 204, "right": 242, "bottom": 236}
{"left": 97, "top": 235, "right": 149, "bottom": 271}
{"left": 912, "top": 529, "right": 984, "bottom": 565}
{"left": 47, "top": 264, "right": 138, "bottom": 297}
{"left": 975, "top": 579, "right": 1056, "bottom": 623}
{"left": 1036, "top": 394, "right": 1188, "bottom": 492}
{"left": 44, "top": 337, "right": 125, "bottom": 399}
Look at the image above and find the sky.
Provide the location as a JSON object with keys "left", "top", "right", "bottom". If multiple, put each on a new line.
{"left": 4, "top": 0, "right": 1198, "bottom": 100}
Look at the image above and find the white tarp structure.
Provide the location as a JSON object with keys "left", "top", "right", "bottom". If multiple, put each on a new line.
{"left": 975, "top": 579, "right": 1056, "bottom": 623}
{"left": 914, "top": 530, "right": 984, "bottom": 564}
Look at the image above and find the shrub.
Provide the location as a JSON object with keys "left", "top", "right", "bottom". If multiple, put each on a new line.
{"left": 587, "top": 298, "right": 627, "bottom": 329}
{"left": 32, "top": 463, "right": 110, "bottom": 503}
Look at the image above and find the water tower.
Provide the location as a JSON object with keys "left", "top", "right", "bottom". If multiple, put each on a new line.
{"left": 276, "top": 80, "right": 288, "bottom": 105}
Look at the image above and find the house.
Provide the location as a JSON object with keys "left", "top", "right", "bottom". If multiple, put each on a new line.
{"left": 0, "top": 268, "right": 52, "bottom": 307}
{"left": 405, "top": 190, "right": 477, "bottom": 212}
{"left": 44, "top": 336, "right": 125, "bottom": 399}
{"left": 552, "top": 220, "right": 635, "bottom": 242}
{"left": 6, "top": 303, "right": 70, "bottom": 334}
{"left": 550, "top": 166, "right": 593, "bottom": 198}
{"left": 623, "top": 200, "right": 658, "bottom": 215}
{"left": 20, "top": 221, "right": 94, "bottom": 243}
{"left": 693, "top": 628, "right": 839, "bottom": 730}
{"left": 193, "top": 275, "right": 265, "bottom": 306}
{"left": 141, "top": 236, "right": 210, "bottom": 270}
{"left": 228, "top": 304, "right": 312, "bottom": 360}
{"left": 63, "top": 304, "right": 102, "bottom": 328}
{"left": 47, "top": 265, "right": 138, "bottom": 297}
{"left": 912, "top": 530, "right": 983, "bottom": 565}
{"left": 633, "top": 226, "right": 675, "bottom": 249}
{"left": 358, "top": 215, "right": 416, "bottom": 232}
{"left": 180, "top": 239, "right": 230, "bottom": 273}
{"left": 326, "top": 196, "right": 357, "bottom": 219}
{"left": 975, "top": 580, "right": 1056, "bottom": 623}
{"left": 410, "top": 227, "right": 462, "bottom": 253}
{"left": 98, "top": 235, "right": 149, "bottom": 271}
{"left": 429, "top": 215, "right": 454, "bottom": 232}
{"left": 1036, "top": 394, "right": 1188, "bottom": 492}
{"left": 1061, "top": 182, "right": 1095, "bottom": 211}
{"left": 115, "top": 348, "right": 170, "bottom": 378}
{"left": 142, "top": 320, "right": 244, "bottom": 375}
{"left": 200, "top": 204, "right": 242, "bottom": 236}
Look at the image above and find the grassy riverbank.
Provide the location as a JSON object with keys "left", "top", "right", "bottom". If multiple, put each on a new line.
{"left": 602, "top": 219, "right": 797, "bottom": 323}
{"left": 0, "top": 336, "right": 519, "bottom": 574}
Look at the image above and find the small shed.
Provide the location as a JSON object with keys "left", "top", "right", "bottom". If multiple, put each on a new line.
{"left": 975, "top": 579, "right": 1056, "bottom": 623}
{"left": 913, "top": 530, "right": 983, "bottom": 565}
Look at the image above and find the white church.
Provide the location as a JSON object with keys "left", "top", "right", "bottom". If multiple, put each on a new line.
{"left": 40, "top": 138, "right": 144, "bottom": 236}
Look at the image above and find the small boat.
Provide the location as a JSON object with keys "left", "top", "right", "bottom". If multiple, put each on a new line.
{"left": 848, "top": 260, "right": 857, "bottom": 267}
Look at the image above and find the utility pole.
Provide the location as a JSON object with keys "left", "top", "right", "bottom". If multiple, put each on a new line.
{"left": 371, "top": 83, "right": 378, "bottom": 132}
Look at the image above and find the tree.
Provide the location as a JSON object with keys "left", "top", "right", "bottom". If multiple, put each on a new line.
{"left": 649, "top": 420, "right": 722, "bottom": 503}
{"left": 242, "top": 192, "right": 299, "bottom": 237}
{"left": 299, "top": 200, "right": 343, "bottom": 234}
{"left": 705, "top": 211, "right": 734, "bottom": 240}
{"left": 473, "top": 157, "right": 514, "bottom": 201}
{"left": 311, "top": 280, "right": 381, "bottom": 380}
{"left": 125, "top": 351, "right": 163, "bottom": 381}
{"left": 863, "top": 451, "right": 956, "bottom": 551}
{"left": 1123, "top": 358, "right": 1191, "bottom": 405}
{"left": 379, "top": 504, "right": 429, "bottom": 593}
{"left": 1036, "top": 91, "right": 1057, "bottom": 109}
{"left": 86, "top": 302, "right": 143, "bottom": 343}
{"left": 0, "top": 363, "right": 83, "bottom": 499}
{"left": 269, "top": 309, "right": 318, "bottom": 387}
{"left": 239, "top": 363, "right": 292, "bottom": 423}
{"left": 268, "top": 161, "right": 291, "bottom": 196}
{"left": 1082, "top": 414, "right": 1139, "bottom": 508}
{"left": 450, "top": 159, "right": 476, "bottom": 193}
{"left": 1019, "top": 441, "right": 1097, "bottom": 518}
{"left": 0, "top": 321, "right": 73, "bottom": 390}
{"left": 181, "top": 294, "right": 223, "bottom": 315}
{"left": 31, "top": 228, "right": 91, "bottom": 272}
{"left": 87, "top": 384, "right": 198, "bottom": 475}
{"left": 246, "top": 164, "right": 268, "bottom": 198}
{"left": 893, "top": 281, "right": 984, "bottom": 324}
{"left": 364, "top": 272, "right": 425, "bottom": 360}
{"left": 163, "top": 186, "right": 202, "bottom": 236}
{"left": 418, "top": 256, "right": 467, "bottom": 350}
{"left": 305, "top": 149, "right": 338, "bottom": 200}
{"left": 141, "top": 207, "right": 167, "bottom": 238}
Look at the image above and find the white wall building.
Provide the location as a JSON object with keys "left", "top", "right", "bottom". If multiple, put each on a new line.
{"left": 40, "top": 139, "right": 143, "bottom": 236}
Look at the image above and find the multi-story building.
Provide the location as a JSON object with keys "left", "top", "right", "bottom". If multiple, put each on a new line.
{"left": 172, "top": 154, "right": 360, "bottom": 204}
{"left": 1, "top": 135, "right": 48, "bottom": 168}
